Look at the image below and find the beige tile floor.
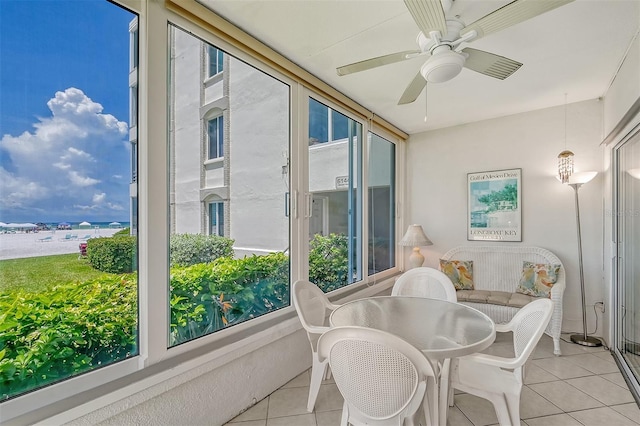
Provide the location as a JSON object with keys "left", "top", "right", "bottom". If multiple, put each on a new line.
{"left": 225, "top": 333, "right": 640, "bottom": 426}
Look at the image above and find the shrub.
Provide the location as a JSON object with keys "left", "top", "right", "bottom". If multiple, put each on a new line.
{"left": 170, "top": 234, "right": 234, "bottom": 267}
{"left": 87, "top": 236, "right": 136, "bottom": 273}
{"left": 170, "top": 252, "right": 289, "bottom": 345}
{"left": 0, "top": 274, "right": 137, "bottom": 399}
{"left": 309, "top": 233, "right": 349, "bottom": 292}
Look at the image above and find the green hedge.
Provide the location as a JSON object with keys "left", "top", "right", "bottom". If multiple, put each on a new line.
{"left": 0, "top": 274, "right": 137, "bottom": 399}
{"left": 170, "top": 252, "right": 289, "bottom": 345}
{"left": 87, "top": 236, "right": 136, "bottom": 273}
{"left": 309, "top": 233, "right": 349, "bottom": 292}
{"left": 170, "top": 234, "right": 234, "bottom": 267}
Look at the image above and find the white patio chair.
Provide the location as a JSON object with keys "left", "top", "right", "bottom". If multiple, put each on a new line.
{"left": 291, "top": 279, "right": 340, "bottom": 412}
{"left": 449, "top": 298, "right": 553, "bottom": 426}
{"left": 392, "top": 267, "right": 457, "bottom": 302}
{"left": 318, "top": 326, "right": 438, "bottom": 426}
{"left": 392, "top": 266, "right": 457, "bottom": 422}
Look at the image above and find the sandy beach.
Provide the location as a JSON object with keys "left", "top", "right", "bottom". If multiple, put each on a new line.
{"left": 0, "top": 229, "right": 122, "bottom": 261}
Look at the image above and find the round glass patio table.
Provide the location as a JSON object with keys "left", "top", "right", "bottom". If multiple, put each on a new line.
{"left": 329, "top": 295, "right": 496, "bottom": 361}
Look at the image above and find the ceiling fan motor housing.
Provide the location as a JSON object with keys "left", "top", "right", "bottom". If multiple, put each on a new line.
{"left": 420, "top": 46, "right": 466, "bottom": 83}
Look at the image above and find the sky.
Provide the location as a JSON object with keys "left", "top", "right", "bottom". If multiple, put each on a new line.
{"left": 0, "top": 0, "right": 136, "bottom": 223}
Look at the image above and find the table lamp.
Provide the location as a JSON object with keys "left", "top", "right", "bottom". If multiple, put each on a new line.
{"left": 399, "top": 224, "right": 433, "bottom": 269}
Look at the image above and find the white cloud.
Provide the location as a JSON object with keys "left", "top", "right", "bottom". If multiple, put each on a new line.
{"left": 73, "top": 204, "right": 96, "bottom": 211}
{"left": 68, "top": 171, "right": 100, "bottom": 187}
{"left": 0, "top": 88, "right": 130, "bottom": 221}
{"left": 0, "top": 167, "right": 48, "bottom": 208}
{"left": 64, "top": 147, "right": 95, "bottom": 162}
{"left": 53, "top": 162, "right": 71, "bottom": 170}
{"left": 93, "top": 192, "right": 106, "bottom": 203}
{"left": 107, "top": 202, "right": 125, "bottom": 211}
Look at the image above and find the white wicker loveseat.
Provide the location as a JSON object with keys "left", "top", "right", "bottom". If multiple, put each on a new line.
{"left": 440, "top": 245, "right": 565, "bottom": 356}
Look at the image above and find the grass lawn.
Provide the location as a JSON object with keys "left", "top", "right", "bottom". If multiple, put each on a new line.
{"left": 0, "top": 254, "right": 109, "bottom": 293}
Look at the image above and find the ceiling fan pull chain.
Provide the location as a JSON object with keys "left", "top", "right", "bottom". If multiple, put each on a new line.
{"left": 424, "top": 85, "right": 428, "bottom": 123}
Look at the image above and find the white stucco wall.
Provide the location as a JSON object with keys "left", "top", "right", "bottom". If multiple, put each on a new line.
{"left": 406, "top": 99, "right": 605, "bottom": 337}
{"left": 172, "top": 28, "right": 205, "bottom": 234}
{"left": 227, "top": 59, "right": 290, "bottom": 254}
{"left": 309, "top": 140, "right": 351, "bottom": 192}
{"left": 368, "top": 135, "right": 394, "bottom": 188}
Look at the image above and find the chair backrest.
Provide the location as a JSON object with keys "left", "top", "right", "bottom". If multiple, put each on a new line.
{"left": 510, "top": 298, "right": 553, "bottom": 365}
{"left": 391, "top": 267, "right": 457, "bottom": 302}
{"left": 318, "top": 326, "right": 436, "bottom": 425}
{"left": 292, "top": 280, "right": 339, "bottom": 349}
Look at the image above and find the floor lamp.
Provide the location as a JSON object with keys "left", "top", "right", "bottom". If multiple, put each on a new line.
{"left": 567, "top": 171, "right": 602, "bottom": 347}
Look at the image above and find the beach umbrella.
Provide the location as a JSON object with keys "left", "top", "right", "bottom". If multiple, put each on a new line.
{"left": 109, "top": 221, "right": 122, "bottom": 228}
{"left": 79, "top": 221, "right": 91, "bottom": 228}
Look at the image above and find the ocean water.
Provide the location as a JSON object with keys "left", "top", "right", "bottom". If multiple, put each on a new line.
{"left": 45, "top": 222, "right": 131, "bottom": 230}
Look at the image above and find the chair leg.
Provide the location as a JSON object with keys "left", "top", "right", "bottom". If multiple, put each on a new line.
{"left": 505, "top": 392, "right": 522, "bottom": 426}
{"left": 340, "top": 401, "right": 349, "bottom": 426}
{"left": 324, "top": 366, "right": 332, "bottom": 380}
{"left": 439, "top": 359, "right": 451, "bottom": 424}
{"left": 489, "top": 394, "right": 512, "bottom": 426}
{"left": 553, "top": 336, "right": 562, "bottom": 356}
{"left": 426, "top": 377, "right": 438, "bottom": 426}
{"left": 307, "top": 359, "right": 327, "bottom": 412}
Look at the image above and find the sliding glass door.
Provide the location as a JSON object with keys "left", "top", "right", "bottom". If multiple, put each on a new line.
{"left": 614, "top": 126, "right": 640, "bottom": 399}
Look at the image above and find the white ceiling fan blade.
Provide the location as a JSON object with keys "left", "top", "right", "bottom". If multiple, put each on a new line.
{"left": 461, "top": 48, "right": 523, "bottom": 80}
{"left": 398, "top": 71, "right": 427, "bottom": 105}
{"left": 337, "top": 50, "right": 421, "bottom": 76}
{"left": 460, "top": 0, "right": 575, "bottom": 40}
{"left": 403, "top": 0, "right": 447, "bottom": 37}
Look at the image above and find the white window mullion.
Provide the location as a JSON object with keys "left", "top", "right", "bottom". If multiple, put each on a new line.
{"left": 141, "top": 0, "right": 170, "bottom": 365}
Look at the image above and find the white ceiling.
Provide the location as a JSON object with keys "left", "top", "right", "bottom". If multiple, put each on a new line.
{"left": 200, "top": 0, "right": 639, "bottom": 135}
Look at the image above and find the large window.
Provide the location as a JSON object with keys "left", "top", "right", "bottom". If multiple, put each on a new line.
{"left": 168, "top": 25, "right": 290, "bottom": 346}
{"left": 0, "top": 0, "right": 138, "bottom": 402}
{"left": 308, "top": 97, "right": 363, "bottom": 291}
{"left": 1, "top": 1, "right": 402, "bottom": 421}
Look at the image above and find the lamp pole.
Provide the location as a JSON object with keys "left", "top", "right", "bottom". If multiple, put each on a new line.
{"left": 569, "top": 182, "right": 602, "bottom": 347}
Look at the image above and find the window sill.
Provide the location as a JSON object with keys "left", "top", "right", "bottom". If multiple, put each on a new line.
{"left": 204, "top": 72, "right": 223, "bottom": 88}
{"left": 204, "top": 157, "right": 224, "bottom": 167}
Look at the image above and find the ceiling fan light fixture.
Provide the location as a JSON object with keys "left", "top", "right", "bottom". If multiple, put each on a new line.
{"left": 420, "top": 48, "right": 465, "bottom": 83}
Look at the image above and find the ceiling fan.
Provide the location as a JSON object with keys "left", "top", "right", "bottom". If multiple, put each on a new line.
{"left": 336, "top": 0, "right": 575, "bottom": 105}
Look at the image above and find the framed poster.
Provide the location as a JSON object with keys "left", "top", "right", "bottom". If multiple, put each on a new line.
{"left": 468, "top": 168, "right": 522, "bottom": 241}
